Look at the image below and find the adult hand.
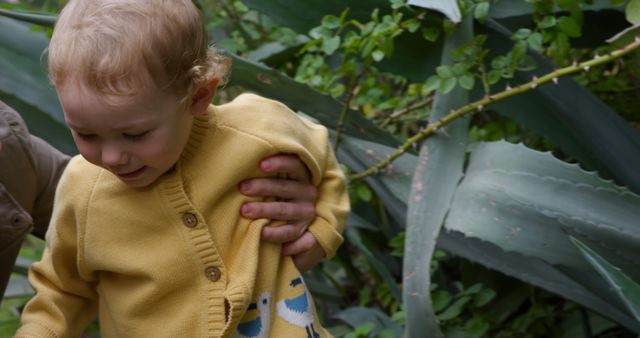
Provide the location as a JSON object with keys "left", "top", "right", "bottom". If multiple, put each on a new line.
{"left": 238, "top": 154, "right": 325, "bottom": 271}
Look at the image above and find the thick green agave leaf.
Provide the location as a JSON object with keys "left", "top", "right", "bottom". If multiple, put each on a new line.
{"left": 438, "top": 231, "right": 640, "bottom": 332}
{"left": 228, "top": 55, "right": 400, "bottom": 146}
{"left": 241, "top": 0, "right": 443, "bottom": 82}
{"left": 571, "top": 237, "right": 640, "bottom": 322}
{"left": 0, "top": 16, "right": 75, "bottom": 154}
{"left": 443, "top": 140, "right": 640, "bottom": 330}
{"left": 332, "top": 306, "right": 402, "bottom": 337}
{"left": 0, "top": 8, "right": 55, "bottom": 26}
{"left": 445, "top": 141, "right": 640, "bottom": 279}
{"left": 482, "top": 19, "right": 640, "bottom": 194}
{"left": 345, "top": 220, "right": 401, "bottom": 303}
{"left": 402, "top": 14, "right": 473, "bottom": 338}
{"left": 489, "top": 0, "right": 622, "bottom": 19}
{"left": 337, "top": 136, "right": 640, "bottom": 332}
{"left": 241, "top": 0, "right": 388, "bottom": 34}
{"left": 407, "top": 0, "right": 461, "bottom": 23}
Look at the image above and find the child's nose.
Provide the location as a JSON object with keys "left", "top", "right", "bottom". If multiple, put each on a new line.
{"left": 101, "top": 143, "right": 128, "bottom": 167}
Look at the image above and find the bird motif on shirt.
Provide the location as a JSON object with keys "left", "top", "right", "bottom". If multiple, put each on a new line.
{"left": 235, "top": 292, "right": 271, "bottom": 338}
{"left": 276, "top": 276, "right": 320, "bottom": 338}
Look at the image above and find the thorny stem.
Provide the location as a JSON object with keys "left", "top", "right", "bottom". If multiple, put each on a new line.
{"left": 349, "top": 37, "right": 640, "bottom": 181}
{"left": 379, "top": 97, "right": 433, "bottom": 128}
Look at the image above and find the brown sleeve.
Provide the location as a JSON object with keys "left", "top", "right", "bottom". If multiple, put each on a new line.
{"left": 0, "top": 101, "right": 69, "bottom": 298}
{"left": 28, "top": 135, "right": 70, "bottom": 238}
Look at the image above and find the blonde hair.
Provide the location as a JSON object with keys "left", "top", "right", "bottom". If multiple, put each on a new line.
{"left": 48, "top": 0, "right": 230, "bottom": 103}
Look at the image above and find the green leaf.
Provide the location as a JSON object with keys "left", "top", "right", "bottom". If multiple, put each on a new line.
{"left": 0, "top": 16, "right": 76, "bottom": 154}
{"left": 321, "top": 35, "right": 341, "bottom": 54}
{"left": 527, "top": 32, "right": 544, "bottom": 52}
{"left": 421, "top": 26, "right": 440, "bottom": 42}
{"left": 404, "top": 18, "right": 421, "bottom": 33}
{"left": 403, "top": 13, "right": 473, "bottom": 338}
{"left": 440, "top": 141, "right": 640, "bottom": 331}
{"left": 512, "top": 28, "right": 532, "bottom": 40}
{"left": 487, "top": 69, "right": 502, "bottom": 84}
{"left": 424, "top": 75, "right": 441, "bottom": 93}
{"left": 606, "top": 23, "right": 640, "bottom": 47}
{"left": 557, "top": 0, "right": 581, "bottom": 9}
{"left": 571, "top": 237, "right": 640, "bottom": 322}
{"left": 626, "top": 0, "right": 640, "bottom": 24}
{"left": 0, "top": 8, "right": 55, "bottom": 27}
{"left": 337, "top": 136, "right": 640, "bottom": 331}
{"left": 407, "top": 0, "right": 462, "bottom": 23}
{"left": 439, "top": 77, "right": 457, "bottom": 94}
{"left": 432, "top": 290, "right": 452, "bottom": 312}
{"left": 474, "top": 3, "right": 490, "bottom": 22}
{"left": 446, "top": 141, "right": 640, "bottom": 276}
{"left": 458, "top": 73, "right": 475, "bottom": 90}
{"left": 473, "top": 289, "right": 496, "bottom": 307}
{"left": 346, "top": 227, "right": 402, "bottom": 303}
{"left": 372, "top": 49, "right": 385, "bottom": 61}
{"left": 537, "top": 15, "right": 557, "bottom": 29}
{"left": 356, "top": 184, "right": 372, "bottom": 202}
{"left": 437, "top": 296, "right": 471, "bottom": 321}
{"left": 557, "top": 16, "right": 582, "bottom": 37}
{"left": 322, "top": 14, "right": 341, "bottom": 29}
{"left": 436, "top": 65, "right": 453, "bottom": 78}
{"left": 465, "top": 317, "right": 490, "bottom": 337}
{"left": 333, "top": 307, "right": 402, "bottom": 338}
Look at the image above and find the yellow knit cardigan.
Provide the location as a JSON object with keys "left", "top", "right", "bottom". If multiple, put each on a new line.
{"left": 16, "top": 94, "right": 349, "bottom": 338}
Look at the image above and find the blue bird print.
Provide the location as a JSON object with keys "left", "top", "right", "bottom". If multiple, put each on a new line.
{"left": 235, "top": 292, "right": 271, "bottom": 338}
{"left": 276, "top": 276, "right": 320, "bottom": 338}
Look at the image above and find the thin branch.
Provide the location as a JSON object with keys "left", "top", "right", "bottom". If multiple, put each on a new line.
{"left": 379, "top": 96, "right": 433, "bottom": 127}
{"left": 349, "top": 37, "right": 640, "bottom": 181}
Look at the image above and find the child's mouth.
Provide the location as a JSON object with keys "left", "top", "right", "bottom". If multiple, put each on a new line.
{"left": 116, "top": 166, "right": 146, "bottom": 180}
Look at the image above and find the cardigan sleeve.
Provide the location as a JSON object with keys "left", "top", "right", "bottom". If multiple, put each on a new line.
{"left": 15, "top": 156, "right": 99, "bottom": 338}
{"left": 305, "top": 137, "right": 349, "bottom": 259}
{"left": 222, "top": 94, "right": 350, "bottom": 259}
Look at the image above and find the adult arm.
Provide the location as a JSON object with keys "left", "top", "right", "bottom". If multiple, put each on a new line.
{"left": 0, "top": 101, "right": 69, "bottom": 300}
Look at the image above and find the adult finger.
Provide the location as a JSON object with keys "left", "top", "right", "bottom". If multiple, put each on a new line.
{"left": 260, "top": 224, "right": 307, "bottom": 243}
{"left": 240, "top": 201, "right": 315, "bottom": 221}
{"left": 259, "top": 154, "right": 311, "bottom": 182}
{"left": 239, "top": 178, "right": 318, "bottom": 201}
{"left": 287, "top": 233, "right": 326, "bottom": 272}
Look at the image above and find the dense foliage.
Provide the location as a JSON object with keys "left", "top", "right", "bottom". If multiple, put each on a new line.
{"left": 1, "top": 0, "right": 640, "bottom": 337}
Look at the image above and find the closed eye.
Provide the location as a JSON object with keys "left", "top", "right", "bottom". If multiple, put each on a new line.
{"left": 123, "top": 131, "right": 149, "bottom": 141}
{"left": 75, "top": 132, "right": 97, "bottom": 141}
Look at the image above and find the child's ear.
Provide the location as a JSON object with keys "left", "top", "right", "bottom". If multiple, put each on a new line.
{"left": 189, "top": 78, "right": 219, "bottom": 116}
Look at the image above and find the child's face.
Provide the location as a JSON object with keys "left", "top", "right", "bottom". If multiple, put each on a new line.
{"left": 58, "top": 80, "right": 196, "bottom": 188}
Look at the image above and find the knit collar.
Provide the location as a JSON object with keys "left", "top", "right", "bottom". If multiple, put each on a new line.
{"left": 180, "top": 106, "right": 213, "bottom": 164}
{"left": 158, "top": 105, "right": 214, "bottom": 201}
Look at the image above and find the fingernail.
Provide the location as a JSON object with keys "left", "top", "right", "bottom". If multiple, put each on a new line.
{"left": 261, "top": 159, "right": 272, "bottom": 171}
{"left": 241, "top": 204, "right": 253, "bottom": 216}
{"left": 239, "top": 181, "right": 251, "bottom": 193}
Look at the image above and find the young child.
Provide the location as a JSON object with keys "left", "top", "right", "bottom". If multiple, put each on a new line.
{"left": 15, "top": 1, "right": 349, "bottom": 337}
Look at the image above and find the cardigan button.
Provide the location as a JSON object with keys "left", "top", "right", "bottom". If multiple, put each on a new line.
{"left": 182, "top": 213, "right": 198, "bottom": 228}
{"left": 205, "top": 266, "right": 222, "bottom": 282}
